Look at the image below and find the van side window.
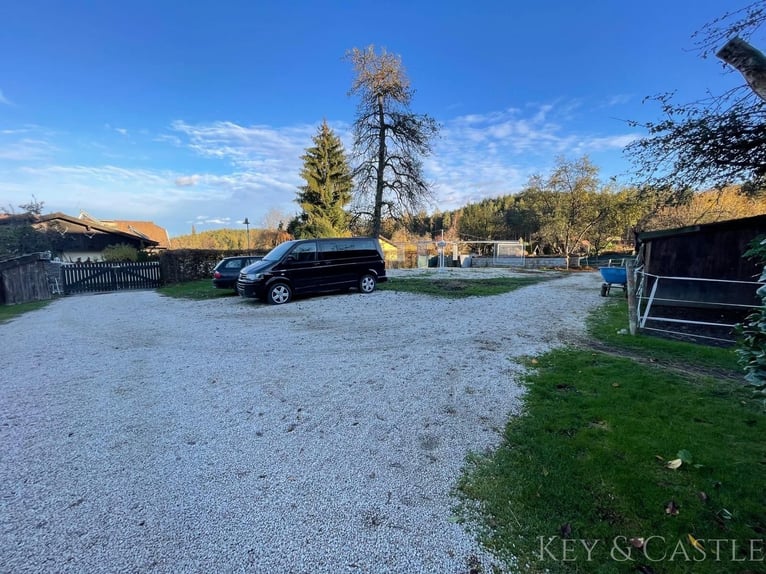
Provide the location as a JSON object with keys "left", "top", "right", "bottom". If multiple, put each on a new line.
{"left": 320, "top": 239, "right": 364, "bottom": 260}
{"left": 290, "top": 242, "right": 317, "bottom": 262}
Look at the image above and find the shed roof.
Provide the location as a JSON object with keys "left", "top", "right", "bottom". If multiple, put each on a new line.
{"left": 636, "top": 214, "right": 766, "bottom": 242}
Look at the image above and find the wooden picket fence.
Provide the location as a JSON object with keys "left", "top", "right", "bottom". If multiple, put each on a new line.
{"left": 62, "top": 261, "right": 161, "bottom": 294}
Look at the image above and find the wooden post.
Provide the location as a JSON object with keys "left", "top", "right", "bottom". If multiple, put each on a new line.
{"left": 717, "top": 37, "right": 766, "bottom": 103}
{"left": 626, "top": 260, "right": 638, "bottom": 336}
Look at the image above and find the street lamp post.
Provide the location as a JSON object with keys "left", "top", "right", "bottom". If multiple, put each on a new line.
{"left": 243, "top": 217, "right": 250, "bottom": 253}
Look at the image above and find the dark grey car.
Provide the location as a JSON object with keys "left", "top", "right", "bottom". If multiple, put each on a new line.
{"left": 212, "top": 256, "right": 262, "bottom": 290}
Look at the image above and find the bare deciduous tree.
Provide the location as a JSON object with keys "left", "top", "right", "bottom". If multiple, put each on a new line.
{"left": 626, "top": 2, "right": 766, "bottom": 197}
{"left": 345, "top": 45, "right": 439, "bottom": 237}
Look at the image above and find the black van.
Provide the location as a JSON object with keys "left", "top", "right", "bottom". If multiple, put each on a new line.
{"left": 236, "top": 237, "right": 387, "bottom": 304}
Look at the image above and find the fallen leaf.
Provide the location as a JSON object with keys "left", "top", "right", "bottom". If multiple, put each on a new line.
{"left": 612, "top": 383, "right": 620, "bottom": 388}
{"left": 665, "top": 500, "right": 680, "bottom": 515}
{"left": 666, "top": 458, "right": 683, "bottom": 470}
{"left": 560, "top": 523, "right": 572, "bottom": 538}
{"left": 688, "top": 534, "right": 704, "bottom": 552}
{"left": 636, "top": 566, "right": 657, "bottom": 574}
{"left": 718, "top": 508, "right": 733, "bottom": 520}
{"left": 629, "top": 537, "right": 645, "bottom": 549}
{"left": 698, "top": 491, "right": 708, "bottom": 502}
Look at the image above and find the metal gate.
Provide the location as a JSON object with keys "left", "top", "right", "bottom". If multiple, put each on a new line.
{"left": 62, "top": 261, "right": 161, "bottom": 294}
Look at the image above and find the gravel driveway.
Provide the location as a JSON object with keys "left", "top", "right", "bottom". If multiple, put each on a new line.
{"left": 1, "top": 269, "right": 605, "bottom": 573}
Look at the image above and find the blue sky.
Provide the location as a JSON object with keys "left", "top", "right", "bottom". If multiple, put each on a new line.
{"left": 0, "top": 0, "right": 750, "bottom": 237}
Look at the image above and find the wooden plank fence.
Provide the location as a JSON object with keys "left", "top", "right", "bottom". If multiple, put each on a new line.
{"left": 0, "top": 254, "right": 52, "bottom": 304}
{"left": 62, "top": 261, "right": 161, "bottom": 294}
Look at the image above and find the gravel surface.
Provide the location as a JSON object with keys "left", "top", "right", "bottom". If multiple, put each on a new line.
{"left": 1, "top": 269, "right": 606, "bottom": 573}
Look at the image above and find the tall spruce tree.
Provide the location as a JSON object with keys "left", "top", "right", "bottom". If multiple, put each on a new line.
{"left": 289, "top": 120, "right": 353, "bottom": 238}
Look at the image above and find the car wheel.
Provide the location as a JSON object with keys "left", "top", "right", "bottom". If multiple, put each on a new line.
{"left": 267, "top": 282, "right": 292, "bottom": 305}
{"left": 359, "top": 273, "right": 376, "bottom": 294}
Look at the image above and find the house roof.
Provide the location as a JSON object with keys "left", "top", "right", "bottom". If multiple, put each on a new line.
{"left": 37, "top": 212, "right": 159, "bottom": 246}
{"left": 76, "top": 211, "right": 170, "bottom": 248}
{"left": 636, "top": 214, "right": 766, "bottom": 242}
{"left": 99, "top": 220, "right": 170, "bottom": 248}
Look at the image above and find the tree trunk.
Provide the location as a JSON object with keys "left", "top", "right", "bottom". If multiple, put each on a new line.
{"left": 717, "top": 37, "right": 766, "bottom": 103}
{"left": 372, "top": 94, "right": 386, "bottom": 237}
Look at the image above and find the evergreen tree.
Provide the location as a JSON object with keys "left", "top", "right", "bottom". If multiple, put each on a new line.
{"left": 291, "top": 120, "right": 353, "bottom": 238}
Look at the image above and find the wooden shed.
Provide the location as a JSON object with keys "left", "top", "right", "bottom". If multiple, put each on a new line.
{"left": 635, "top": 214, "right": 766, "bottom": 342}
{"left": 0, "top": 253, "right": 56, "bottom": 305}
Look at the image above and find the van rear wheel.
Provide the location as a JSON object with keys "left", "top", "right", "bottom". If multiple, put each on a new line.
{"left": 359, "top": 273, "right": 376, "bottom": 294}
{"left": 267, "top": 282, "right": 292, "bottom": 305}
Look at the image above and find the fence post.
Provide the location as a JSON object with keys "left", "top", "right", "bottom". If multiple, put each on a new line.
{"left": 626, "top": 260, "right": 637, "bottom": 335}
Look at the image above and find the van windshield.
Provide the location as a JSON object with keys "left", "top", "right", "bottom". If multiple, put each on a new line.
{"left": 262, "top": 240, "right": 296, "bottom": 262}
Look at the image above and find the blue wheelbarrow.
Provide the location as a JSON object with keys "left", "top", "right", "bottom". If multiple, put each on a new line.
{"left": 599, "top": 266, "right": 627, "bottom": 297}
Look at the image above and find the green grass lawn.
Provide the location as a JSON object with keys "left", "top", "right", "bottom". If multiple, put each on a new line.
{"left": 587, "top": 299, "right": 739, "bottom": 375}
{"left": 157, "top": 280, "right": 239, "bottom": 300}
{"left": 158, "top": 274, "right": 554, "bottom": 301}
{"left": 0, "top": 300, "right": 50, "bottom": 324}
{"left": 456, "top": 300, "right": 764, "bottom": 574}
{"left": 377, "top": 275, "right": 554, "bottom": 298}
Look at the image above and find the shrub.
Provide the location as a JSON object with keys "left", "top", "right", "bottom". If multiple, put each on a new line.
{"left": 736, "top": 237, "right": 766, "bottom": 406}
{"left": 101, "top": 243, "right": 139, "bottom": 262}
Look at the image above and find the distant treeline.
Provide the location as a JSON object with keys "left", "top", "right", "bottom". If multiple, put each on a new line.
{"left": 170, "top": 228, "right": 291, "bottom": 251}
{"left": 167, "top": 185, "right": 766, "bottom": 256}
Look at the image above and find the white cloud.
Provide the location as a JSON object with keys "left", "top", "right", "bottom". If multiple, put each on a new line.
{"left": 170, "top": 120, "right": 315, "bottom": 168}
{"left": 0, "top": 89, "right": 12, "bottom": 105}
{"left": 0, "top": 138, "right": 57, "bottom": 161}
{"left": 175, "top": 174, "right": 200, "bottom": 187}
{"left": 193, "top": 216, "right": 231, "bottom": 225}
{"left": 604, "top": 94, "right": 632, "bottom": 107}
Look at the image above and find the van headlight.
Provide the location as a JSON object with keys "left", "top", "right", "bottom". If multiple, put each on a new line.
{"left": 245, "top": 272, "right": 264, "bottom": 281}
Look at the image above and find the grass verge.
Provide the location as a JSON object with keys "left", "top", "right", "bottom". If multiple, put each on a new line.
{"left": 456, "top": 300, "right": 764, "bottom": 574}
{"left": 587, "top": 299, "right": 739, "bottom": 375}
{"left": 377, "top": 275, "right": 554, "bottom": 298}
{"left": 157, "top": 280, "right": 238, "bottom": 300}
{"left": 0, "top": 300, "right": 51, "bottom": 324}
{"left": 158, "top": 274, "right": 555, "bottom": 301}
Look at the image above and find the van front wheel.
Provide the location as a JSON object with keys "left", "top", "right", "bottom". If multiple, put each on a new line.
{"left": 359, "top": 274, "right": 377, "bottom": 294}
{"left": 267, "top": 282, "right": 292, "bottom": 305}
